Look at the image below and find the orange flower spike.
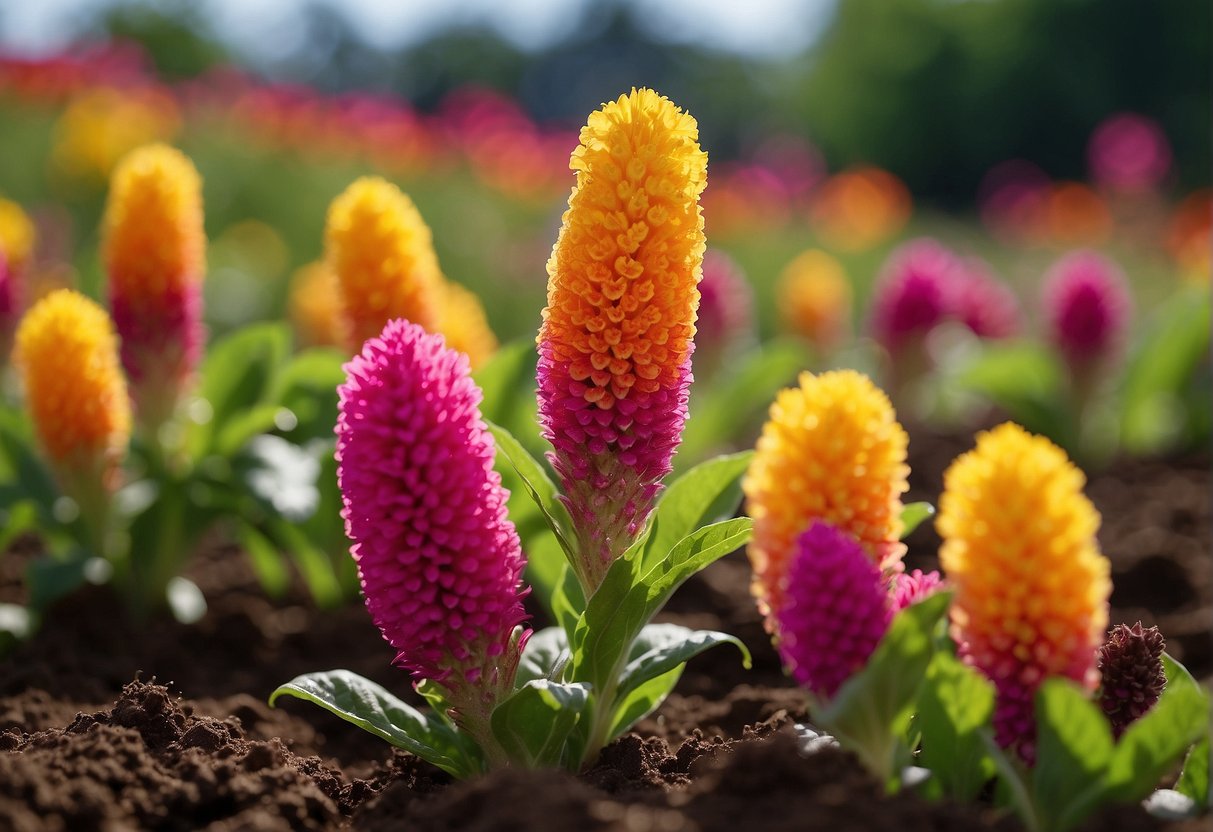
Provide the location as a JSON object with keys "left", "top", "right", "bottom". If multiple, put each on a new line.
{"left": 777, "top": 249, "right": 852, "bottom": 354}
{"left": 537, "top": 88, "right": 707, "bottom": 585}
{"left": 937, "top": 423, "right": 1110, "bottom": 764}
{"left": 288, "top": 260, "right": 343, "bottom": 348}
{"left": 744, "top": 370, "right": 909, "bottom": 623}
{"left": 325, "top": 176, "right": 442, "bottom": 348}
{"left": 438, "top": 280, "right": 498, "bottom": 370}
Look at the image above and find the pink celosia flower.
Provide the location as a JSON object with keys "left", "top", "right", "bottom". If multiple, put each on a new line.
{"left": 890, "top": 568, "right": 944, "bottom": 611}
{"left": 694, "top": 248, "right": 754, "bottom": 376}
{"left": 1041, "top": 251, "right": 1132, "bottom": 367}
{"left": 869, "top": 239, "right": 961, "bottom": 350}
{"left": 336, "top": 319, "right": 530, "bottom": 705}
{"left": 1088, "top": 113, "right": 1172, "bottom": 194}
{"left": 0, "top": 246, "right": 17, "bottom": 360}
{"left": 955, "top": 258, "right": 1020, "bottom": 340}
{"left": 774, "top": 521, "right": 893, "bottom": 699}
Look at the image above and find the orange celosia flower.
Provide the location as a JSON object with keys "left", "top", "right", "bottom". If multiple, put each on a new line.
{"left": 536, "top": 87, "right": 707, "bottom": 583}
{"left": 51, "top": 86, "right": 181, "bottom": 181}
{"left": 289, "top": 260, "right": 343, "bottom": 348}
{"left": 325, "top": 176, "right": 442, "bottom": 348}
{"left": 810, "top": 167, "right": 911, "bottom": 252}
{"left": 0, "top": 197, "right": 36, "bottom": 276}
{"left": 777, "top": 248, "right": 852, "bottom": 353}
{"left": 438, "top": 280, "right": 497, "bottom": 370}
{"left": 937, "top": 422, "right": 1110, "bottom": 763}
{"left": 744, "top": 370, "right": 909, "bottom": 622}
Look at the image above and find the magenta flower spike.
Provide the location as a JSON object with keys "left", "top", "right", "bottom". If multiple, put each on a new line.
{"left": 774, "top": 521, "right": 893, "bottom": 700}
{"left": 955, "top": 258, "right": 1021, "bottom": 340}
{"left": 694, "top": 248, "right": 755, "bottom": 378}
{"left": 337, "top": 318, "right": 530, "bottom": 742}
{"left": 1042, "top": 250, "right": 1133, "bottom": 371}
{"left": 0, "top": 246, "right": 17, "bottom": 361}
{"left": 869, "top": 238, "right": 961, "bottom": 352}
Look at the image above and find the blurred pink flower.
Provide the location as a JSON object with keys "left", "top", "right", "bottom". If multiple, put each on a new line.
{"left": 869, "top": 238, "right": 961, "bottom": 350}
{"left": 1088, "top": 113, "right": 1172, "bottom": 193}
{"left": 1041, "top": 251, "right": 1133, "bottom": 367}
{"left": 955, "top": 258, "right": 1021, "bottom": 340}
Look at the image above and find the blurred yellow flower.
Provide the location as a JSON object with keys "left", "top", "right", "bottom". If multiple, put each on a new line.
{"left": 289, "top": 260, "right": 343, "bottom": 348}
{"left": 0, "top": 197, "right": 36, "bottom": 275}
{"left": 777, "top": 248, "right": 852, "bottom": 353}
{"left": 51, "top": 86, "right": 181, "bottom": 182}
{"left": 438, "top": 281, "right": 497, "bottom": 370}
{"left": 810, "top": 167, "right": 911, "bottom": 252}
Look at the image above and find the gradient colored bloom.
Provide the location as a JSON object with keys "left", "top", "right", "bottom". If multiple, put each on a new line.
{"left": 438, "top": 280, "right": 498, "bottom": 371}
{"left": 777, "top": 248, "right": 852, "bottom": 353}
{"left": 102, "top": 143, "right": 205, "bottom": 431}
{"left": 938, "top": 423, "right": 1111, "bottom": 763}
{"left": 810, "top": 167, "right": 912, "bottom": 252}
{"left": 869, "top": 239, "right": 961, "bottom": 351}
{"left": 775, "top": 521, "right": 892, "bottom": 699}
{"left": 326, "top": 176, "right": 443, "bottom": 348}
{"left": 0, "top": 197, "right": 35, "bottom": 276}
{"left": 891, "top": 568, "right": 944, "bottom": 612}
{"left": 337, "top": 319, "right": 529, "bottom": 712}
{"left": 15, "top": 289, "right": 130, "bottom": 499}
{"left": 1041, "top": 251, "right": 1133, "bottom": 368}
{"left": 537, "top": 88, "right": 707, "bottom": 586}
{"left": 694, "top": 248, "right": 754, "bottom": 375}
{"left": 745, "top": 370, "right": 909, "bottom": 622}
{"left": 288, "top": 260, "right": 343, "bottom": 348}
{"left": 1097, "top": 622, "right": 1166, "bottom": 739}
{"left": 955, "top": 258, "right": 1020, "bottom": 340}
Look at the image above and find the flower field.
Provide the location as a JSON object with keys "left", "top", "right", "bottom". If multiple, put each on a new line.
{"left": 0, "top": 28, "right": 1209, "bottom": 832}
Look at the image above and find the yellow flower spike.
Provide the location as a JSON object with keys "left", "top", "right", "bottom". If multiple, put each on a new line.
{"left": 52, "top": 87, "right": 181, "bottom": 181}
{"left": 0, "top": 197, "right": 36, "bottom": 276}
{"left": 937, "top": 422, "right": 1110, "bottom": 763}
{"left": 325, "top": 176, "right": 443, "bottom": 348}
{"left": 15, "top": 289, "right": 130, "bottom": 549}
{"left": 438, "top": 280, "right": 498, "bottom": 370}
{"left": 288, "top": 260, "right": 343, "bottom": 348}
{"left": 777, "top": 248, "right": 852, "bottom": 354}
{"left": 744, "top": 370, "right": 909, "bottom": 623}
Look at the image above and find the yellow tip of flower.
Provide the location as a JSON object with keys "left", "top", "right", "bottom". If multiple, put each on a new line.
{"left": 325, "top": 176, "right": 443, "bottom": 348}
{"left": 102, "top": 143, "right": 205, "bottom": 298}
{"left": 438, "top": 281, "right": 498, "bottom": 370}
{"left": 540, "top": 87, "right": 707, "bottom": 410}
{"left": 0, "top": 197, "right": 36, "bottom": 275}
{"left": 937, "top": 422, "right": 1110, "bottom": 688}
{"left": 14, "top": 289, "right": 130, "bottom": 466}
{"left": 744, "top": 369, "right": 909, "bottom": 620}
{"left": 288, "top": 260, "right": 343, "bottom": 348}
{"left": 777, "top": 248, "right": 852, "bottom": 350}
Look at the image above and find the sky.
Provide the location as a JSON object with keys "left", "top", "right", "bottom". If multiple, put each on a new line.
{"left": 0, "top": 0, "right": 837, "bottom": 61}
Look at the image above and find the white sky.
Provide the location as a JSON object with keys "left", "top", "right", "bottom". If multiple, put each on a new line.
{"left": 0, "top": 0, "right": 836, "bottom": 60}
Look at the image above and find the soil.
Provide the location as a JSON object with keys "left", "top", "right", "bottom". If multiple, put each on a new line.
{"left": 1, "top": 433, "right": 1209, "bottom": 831}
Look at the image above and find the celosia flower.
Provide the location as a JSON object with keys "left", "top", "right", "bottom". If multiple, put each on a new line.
{"left": 777, "top": 248, "right": 852, "bottom": 354}
{"left": 891, "top": 568, "right": 944, "bottom": 612}
{"left": 102, "top": 143, "right": 205, "bottom": 432}
{"left": 0, "top": 247, "right": 17, "bottom": 361}
{"left": 1041, "top": 251, "right": 1132, "bottom": 369}
{"left": 775, "top": 521, "right": 892, "bottom": 699}
{"left": 694, "top": 248, "right": 754, "bottom": 377}
{"left": 337, "top": 318, "right": 529, "bottom": 726}
{"left": 537, "top": 88, "right": 707, "bottom": 586}
{"left": 326, "top": 176, "right": 443, "bottom": 348}
{"left": 51, "top": 86, "right": 181, "bottom": 181}
{"left": 1087, "top": 113, "right": 1172, "bottom": 194}
{"left": 288, "top": 260, "right": 342, "bottom": 348}
{"left": 955, "top": 258, "right": 1020, "bottom": 340}
{"left": 14, "top": 289, "right": 130, "bottom": 546}
{"left": 745, "top": 370, "right": 909, "bottom": 622}
{"left": 0, "top": 197, "right": 36, "bottom": 277}
{"left": 1097, "top": 622, "right": 1166, "bottom": 739}
{"left": 438, "top": 280, "right": 498, "bottom": 371}
{"left": 869, "top": 238, "right": 960, "bottom": 351}
{"left": 938, "top": 422, "right": 1111, "bottom": 763}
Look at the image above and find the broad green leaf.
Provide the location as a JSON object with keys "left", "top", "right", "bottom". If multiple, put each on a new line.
{"left": 1174, "top": 735, "right": 1210, "bottom": 808}
{"left": 958, "top": 341, "right": 1068, "bottom": 441}
{"left": 517, "top": 626, "right": 571, "bottom": 686}
{"left": 495, "top": 448, "right": 566, "bottom": 621}
{"left": 608, "top": 665, "right": 684, "bottom": 741}
{"left": 474, "top": 339, "right": 543, "bottom": 455}
{"left": 899, "top": 502, "right": 935, "bottom": 539}
{"left": 269, "top": 348, "right": 347, "bottom": 443}
{"left": 915, "top": 650, "right": 996, "bottom": 800}
{"left": 0, "top": 499, "right": 39, "bottom": 551}
{"left": 214, "top": 404, "right": 286, "bottom": 458}
{"left": 1105, "top": 679, "right": 1209, "bottom": 804}
{"left": 639, "top": 451, "right": 752, "bottom": 575}
{"left": 0, "top": 408, "right": 59, "bottom": 518}
{"left": 815, "top": 591, "right": 952, "bottom": 785}
{"left": 238, "top": 522, "right": 291, "bottom": 599}
{"left": 190, "top": 323, "right": 291, "bottom": 457}
{"left": 490, "top": 679, "right": 591, "bottom": 769}
{"left": 616, "top": 623, "right": 750, "bottom": 703}
{"left": 270, "top": 670, "right": 481, "bottom": 778}
{"left": 1163, "top": 651, "right": 1201, "bottom": 692}
{"left": 1031, "top": 679, "right": 1115, "bottom": 832}
{"left": 550, "top": 564, "right": 586, "bottom": 643}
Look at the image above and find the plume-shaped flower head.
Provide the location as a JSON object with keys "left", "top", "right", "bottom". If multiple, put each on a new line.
{"left": 745, "top": 370, "right": 909, "bottom": 623}
{"left": 336, "top": 318, "right": 529, "bottom": 712}
{"left": 777, "top": 248, "right": 852, "bottom": 353}
{"left": 326, "top": 176, "right": 442, "bottom": 348}
{"left": 869, "top": 238, "right": 961, "bottom": 350}
{"left": 1097, "top": 622, "right": 1166, "bottom": 738}
{"left": 537, "top": 88, "right": 707, "bottom": 586}
{"left": 102, "top": 143, "right": 205, "bottom": 431}
{"left": 938, "top": 422, "right": 1110, "bottom": 763}
{"left": 1041, "top": 250, "right": 1132, "bottom": 368}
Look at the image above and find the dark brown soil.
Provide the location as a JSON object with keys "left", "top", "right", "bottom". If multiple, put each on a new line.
{"left": 0, "top": 436, "right": 1208, "bottom": 830}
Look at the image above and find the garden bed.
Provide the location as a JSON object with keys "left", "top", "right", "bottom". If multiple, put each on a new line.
{"left": 1, "top": 434, "right": 1208, "bottom": 831}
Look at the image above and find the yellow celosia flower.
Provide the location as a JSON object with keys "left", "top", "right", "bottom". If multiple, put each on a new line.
{"left": 103, "top": 143, "right": 205, "bottom": 299}
{"left": 0, "top": 197, "right": 36, "bottom": 275}
{"left": 51, "top": 87, "right": 181, "bottom": 181}
{"left": 325, "top": 176, "right": 442, "bottom": 348}
{"left": 777, "top": 249, "right": 852, "bottom": 352}
{"left": 15, "top": 289, "right": 130, "bottom": 467}
{"left": 937, "top": 422, "right": 1110, "bottom": 760}
{"left": 744, "top": 370, "right": 909, "bottom": 620}
{"left": 438, "top": 281, "right": 497, "bottom": 370}
{"left": 289, "top": 260, "right": 343, "bottom": 348}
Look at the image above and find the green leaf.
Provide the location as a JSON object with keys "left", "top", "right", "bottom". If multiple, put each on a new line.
{"left": 269, "top": 348, "right": 347, "bottom": 443}
{"left": 608, "top": 665, "right": 684, "bottom": 741}
{"left": 980, "top": 731, "right": 1039, "bottom": 832}
{"left": 25, "top": 551, "right": 99, "bottom": 612}
{"left": 474, "top": 339, "right": 543, "bottom": 454}
{"left": 1174, "top": 735, "right": 1210, "bottom": 809}
{"left": 616, "top": 623, "right": 750, "bottom": 704}
{"left": 237, "top": 522, "right": 291, "bottom": 600}
{"left": 915, "top": 650, "right": 996, "bottom": 800}
{"left": 0, "top": 408, "right": 59, "bottom": 519}
{"left": 639, "top": 451, "right": 752, "bottom": 575}
{"left": 267, "top": 517, "right": 344, "bottom": 608}
{"left": 213, "top": 404, "right": 287, "bottom": 458}
{"left": 815, "top": 591, "right": 952, "bottom": 786}
{"left": 899, "top": 502, "right": 935, "bottom": 539}
{"left": 517, "top": 627, "right": 572, "bottom": 686}
{"left": 1105, "top": 675, "right": 1209, "bottom": 805}
{"left": 550, "top": 564, "right": 586, "bottom": 642}
{"left": 573, "top": 517, "right": 752, "bottom": 695}
{"left": 190, "top": 323, "right": 291, "bottom": 457}
{"left": 490, "top": 679, "right": 591, "bottom": 769}
{"left": 270, "top": 670, "right": 481, "bottom": 778}
{"left": 958, "top": 341, "right": 1068, "bottom": 440}
{"left": 1031, "top": 679, "right": 1115, "bottom": 832}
